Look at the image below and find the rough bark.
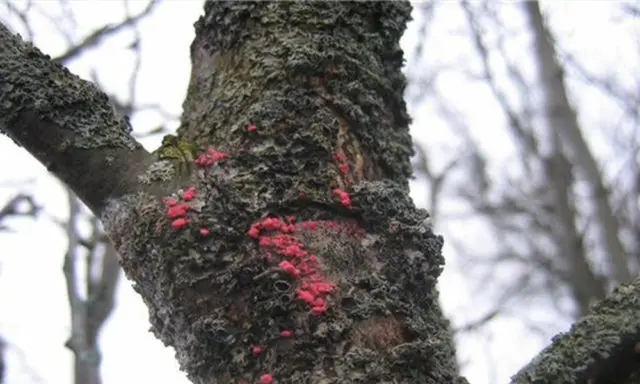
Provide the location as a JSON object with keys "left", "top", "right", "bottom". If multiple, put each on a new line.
{"left": 101, "top": 2, "right": 462, "bottom": 383}
{"left": 512, "top": 276, "right": 640, "bottom": 384}
{"left": 1, "top": 1, "right": 638, "bottom": 384}
{"left": 0, "top": 22, "right": 153, "bottom": 215}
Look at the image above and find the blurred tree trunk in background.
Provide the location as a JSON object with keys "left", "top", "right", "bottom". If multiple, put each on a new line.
{"left": 407, "top": 0, "right": 639, "bottom": 381}
{"left": 526, "top": 0, "right": 632, "bottom": 292}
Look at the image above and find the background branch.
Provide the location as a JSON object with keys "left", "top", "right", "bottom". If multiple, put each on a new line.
{"left": 53, "top": 0, "right": 160, "bottom": 65}
{"left": 0, "top": 194, "right": 40, "bottom": 231}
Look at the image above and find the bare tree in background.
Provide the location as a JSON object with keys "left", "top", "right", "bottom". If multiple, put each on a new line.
{"left": 408, "top": 0, "right": 639, "bottom": 380}
{"left": 0, "top": 1, "right": 175, "bottom": 382}
{"left": 0, "top": 193, "right": 41, "bottom": 384}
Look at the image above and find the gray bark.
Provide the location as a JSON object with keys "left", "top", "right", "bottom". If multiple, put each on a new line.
{"left": 512, "top": 276, "right": 640, "bottom": 383}
{"left": 0, "top": 22, "right": 153, "bottom": 215}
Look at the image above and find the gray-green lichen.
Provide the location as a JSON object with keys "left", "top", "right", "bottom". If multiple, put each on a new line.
{"left": 512, "top": 278, "right": 640, "bottom": 383}
{"left": 1, "top": 24, "right": 155, "bottom": 216}
{"left": 0, "top": 23, "right": 138, "bottom": 151}
{"left": 180, "top": 1, "right": 414, "bottom": 188}
{"left": 93, "top": 2, "right": 466, "bottom": 383}
{"left": 102, "top": 160, "right": 464, "bottom": 383}
{"left": 137, "top": 160, "right": 178, "bottom": 184}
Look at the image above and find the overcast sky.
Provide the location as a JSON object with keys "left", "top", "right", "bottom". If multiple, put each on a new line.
{"left": 0, "top": 1, "right": 636, "bottom": 384}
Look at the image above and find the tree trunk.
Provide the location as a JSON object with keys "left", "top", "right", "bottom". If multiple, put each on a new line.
{"left": 112, "top": 3, "right": 462, "bottom": 382}
{"left": 1, "top": 2, "right": 462, "bottom": 383}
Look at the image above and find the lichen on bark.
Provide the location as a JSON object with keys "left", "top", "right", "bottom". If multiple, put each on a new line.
{"left": 511, "top": 278, "right": 640, "bottom": 384}
{"left": 99, "top": 2, "right": 466, "bottom": 383}
{"left": 103, "top": 158, "right": 463, "bottom": 383}
{"left": 4, "top": 1, "right": 640, "bottom": 383}
{"left": 180, "top": 1, "right": 414, "bottom": 189}
{"left": 0, "top": 23, "right": 136, "bottom": 151}
{"left": 0, "top": 23, "right": 151, "bottom": 214}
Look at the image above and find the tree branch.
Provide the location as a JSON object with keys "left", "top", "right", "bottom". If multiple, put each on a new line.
{"left": 53, "top": 0, "right": 160, "bottom": 65}
{"left": 0, "top": 22, "right": 153, "bottom": 216}
{"left": 98, "top": 2, "right": 464, "bottom": 383}
{"left": 62, "top": 193, "right": 103, "bottom": 384}
{"left": 512, "top": 276, "right": 640, "bottom": 383}
{"left": 0, "top": 193, "right": 40, "bottom": 231}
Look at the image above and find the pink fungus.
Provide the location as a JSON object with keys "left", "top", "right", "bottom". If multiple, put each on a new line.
{"left": 280, "top": 330, "right": 292, "bottom": 338}
{"left": 296, "top": 289, "right": 314, "bottom": 304}
{"left": 171, "top": 218, "right": 188, "bottom": 230}
{"left": 311, "top": 302, "right": 327, "bottom": 316}
{"left": 262, "top": 218, "right": 283, "bottom": 231}
{"left": 183, "top": 187, "right": 196, "bottom": 201}
{"left": 194, "top": 147, "right": 228, "bottom": 167}
{"left": 251, "top": 345, "right": 264, "bottom": 356}
{"left": 249, "top": 217, "right": 336, "bottom": 317}
{"left": 199, "top": 228, "right": 210, "bottom": 236}
{"left": 332, "top": 151, "right": 347, "bottom": 163}
{"left": 297, "top": 262, "right": 312, "bottom": 275}
{"left": 279, "top": 261, "right": 300, "bottom": 279}
{"left": 300, "top": 221, "right": 317, "bottom": 231}
{"left": 311, "top": 282, "right": 334, "bottom": 295}
{"left": 259, "top": 237, "right": 271, "bottom": 247}
{"left": 248, "top": 226, "right": 261, "bottom": 239}
{"left": 332, "top": 188, "right": 352, "bottom": 209}
{"left": 259, "top": 374, "right": 273, "bottom": 384}
{"left": 167, "top": 204, "right": 188, "bottom": 219}
{"left": 247, "top": 123, "right": 257, "bottom": 132}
